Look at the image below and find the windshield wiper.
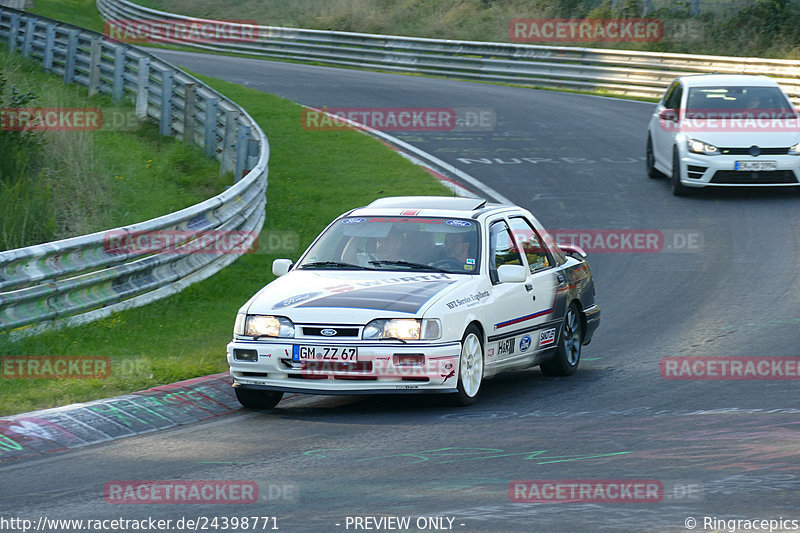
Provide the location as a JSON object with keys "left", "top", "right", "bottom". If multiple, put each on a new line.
{"left": 300, "top": 261, "right": 373, "bottom": 270}
{"left": 369, "top": 260, "right": 449, "bottom": 273}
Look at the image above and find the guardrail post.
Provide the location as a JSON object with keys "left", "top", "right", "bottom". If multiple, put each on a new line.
{"left": 247, "top": 138, "right": 260, "bottom": 173}
{"left": 220, "top": 109, "right": 239, "bottom": 176}
{"left": 159, "top": 69, "right": 174, "bottom": 136}
{"left": 22, "top": 18, "right": 34, "bottom": 58}
{"left": 235, "top": 125, "right": 250, "bottom": 181}
{"left": 183, "top": 82, "right": 196, "bottom": 145}
{"left": 204, "top": 96, "right": 219, "bottom": 158}
{"left": 112, "top": 45, "right": 125, "bottom": 103}
{"left": 8, "top": 13, "right": 19, "bottom": 52}
{"left": 43, "top": 24, "right": 55, "bottom": 72}
{"left": 88, "top": 37, "right": 102, "bottom": 96}
{"left": 135, "top": 56, "right": 150, "bottom": 118}
{"left": 63, "top": 29, "right": 79, "bottom": 83}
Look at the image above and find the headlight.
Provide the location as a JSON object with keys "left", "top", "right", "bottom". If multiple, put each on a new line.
{"left": 789, "top": 141, "right": 800, "bottom": 155}
{"left": 687, "top": 139, "right": 720, "bottom": 156}
{"left": 363, "top": 318, "right": 442, "bottom": 340}
{"left": 243, "top": 315, "right": 295, "bottom": 338}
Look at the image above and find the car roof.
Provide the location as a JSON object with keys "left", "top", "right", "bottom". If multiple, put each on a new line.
{"left": 349, "top": 196, "right": 514, "bottom": 219}
{"left": 367, "top": 196, "right": 487, "bottom": 210}
{"left": 676, "top": 74, "right": 781, "bottom": 88}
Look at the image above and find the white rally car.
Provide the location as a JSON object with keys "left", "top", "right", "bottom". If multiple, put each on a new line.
{"left": 227, "top": 197, "right": 600, "bottom": 408}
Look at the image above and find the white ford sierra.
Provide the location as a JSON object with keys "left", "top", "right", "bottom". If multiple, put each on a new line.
{"left": 227, "top": 196, "right": 600, "bottom": 408}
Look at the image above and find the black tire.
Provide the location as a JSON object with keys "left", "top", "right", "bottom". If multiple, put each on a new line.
{"left": 646, "top": 135, "right": 662, "bottom": 179}
{"left": 540, "top": 302, "right": 582, "bottom": 377}
{"left": 453, "top": 325, "right": 484, "bottom": 406}
{"left": 235, "top": 387, "right": 283, "bottom": 409}
{"left": 671, "top": 147, "right": 690, "bottom": 196}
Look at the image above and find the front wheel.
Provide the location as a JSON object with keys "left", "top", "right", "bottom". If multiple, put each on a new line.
{"left": 234, "top": 387, "right": 283, "bottom": 409}
{"left": 454, "top": 325, "right": 484, "bottom": 406}
{"left": 540, "top": 302, "right": 582, "bottom": 377}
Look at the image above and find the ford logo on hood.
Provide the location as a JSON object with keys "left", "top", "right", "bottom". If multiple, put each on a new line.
{"left": 320, "top": 329, "right": 338, "bottom": 336}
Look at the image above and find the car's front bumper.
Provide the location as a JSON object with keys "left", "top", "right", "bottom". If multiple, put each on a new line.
{"left": 678, "top": 153, "right": 800, "bottom": 188}
{"left": 227, "top": 339, "right": 462, "bottom": 394}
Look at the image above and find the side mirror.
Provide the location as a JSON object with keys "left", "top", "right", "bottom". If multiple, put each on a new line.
{"left": 497, "top": 264, "right": 527, "bottom": 283}
{"left": 272, "top": 259, "right": 293, "bottom": 277}
{"left": 659, "top": 108, "right": 678, "bottom": 122}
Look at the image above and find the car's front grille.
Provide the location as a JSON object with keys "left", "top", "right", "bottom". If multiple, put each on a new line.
{"left": 718, "top": 147, "right": 790, "bottom": 155}
{"left": 710, "top": 170, "right": 798, "bottom": 184}
{"left": 301, "top": 326, "right": 360, "bottom": 337}
{"left": 687, "top": 165, "right": 707, "bottom": 179}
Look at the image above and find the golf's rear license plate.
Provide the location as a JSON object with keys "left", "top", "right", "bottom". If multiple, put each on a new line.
{"left": 735, "top": 160, "right": 777, "bottom": 171}
{"left": 293, "top": 345, "right": 358, "bottom": 362}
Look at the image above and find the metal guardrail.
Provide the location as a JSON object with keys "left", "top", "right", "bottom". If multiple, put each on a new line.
{"left": 97, "top": 0, "right": 800, "bottom": 102}
{"left": 0, "top": 6, "right": 269, "bottom": 335}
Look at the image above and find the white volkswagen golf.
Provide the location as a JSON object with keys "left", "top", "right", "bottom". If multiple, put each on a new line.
{"left": 646, "top": 74, "right": 800, "bottom": 195}
{"left": 227, "top": 197, "right": 600, "bottom": 408}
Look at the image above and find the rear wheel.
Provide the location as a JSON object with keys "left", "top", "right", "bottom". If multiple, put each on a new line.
{"left": 646, "top": 135, "right": 662, "bottom": 179}
{"left": 454, "top": 325, "right": 484, "bottom": 406}
{"left": 540, "top": 302, "right": 582, "bottom": 377}
{"left": 234, "top": 387, "right": 283, "bottom": 409}
{"left": 671, "top": 147, "right": 690, "bottom": 196}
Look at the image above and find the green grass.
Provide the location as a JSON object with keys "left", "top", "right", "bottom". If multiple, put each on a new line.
{"left": 0, "top": 45, "right": 226, "bottom": 250}
{"left": 29, "top": 0, "right": 106, "bottom": 33}
{"left": 0, "top": 71, "right": 450, "bottom": 416}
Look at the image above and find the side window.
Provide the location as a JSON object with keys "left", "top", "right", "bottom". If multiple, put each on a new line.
{"left": 665, "top": 83, "right": 683, "bottom": 110}
{"left": 508, "top": 217, "right": 552, "bottom": 273}
{"left": 489, "top": 221, "right": 522, "bottom": 283}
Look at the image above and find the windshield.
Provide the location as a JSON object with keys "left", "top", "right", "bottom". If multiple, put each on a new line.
{"left": 686, "top": 86, "right": 794, "bottom": 114}
{"left": 297, "top": 216, "right": 481, "bottom": 274}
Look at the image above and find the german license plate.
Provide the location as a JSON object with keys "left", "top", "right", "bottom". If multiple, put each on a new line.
{"left": 735, "top": 160, "right": 777, "bottom": 171}
{"left": 292, "top": 345, "right": 358, "bottom": 362}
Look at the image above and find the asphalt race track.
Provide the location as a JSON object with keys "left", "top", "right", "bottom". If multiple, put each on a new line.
{"left": 2, "top": 50, "right": 799, "bottom": 533}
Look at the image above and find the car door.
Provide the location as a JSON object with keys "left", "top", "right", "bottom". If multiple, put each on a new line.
{"left": 652, "top": 80, "right": 683, "bottom": 168}
{"left": 485, "top": 218, "right": 558, "bottom": 367}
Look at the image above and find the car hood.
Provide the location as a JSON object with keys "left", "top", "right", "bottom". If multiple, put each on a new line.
{"left": 244, "top": 270, "right": 465, "bottom": 323}
{"left": 679, "top": 129, "right": 800, "bottom": 148}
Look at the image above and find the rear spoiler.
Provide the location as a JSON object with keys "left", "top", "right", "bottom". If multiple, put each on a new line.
{"left": 559, "top": 243, "right": 587, "bottom": 259}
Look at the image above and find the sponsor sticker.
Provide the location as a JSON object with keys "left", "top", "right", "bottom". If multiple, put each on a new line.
{"left": 539, "top": 328, "right": 556, "bottom": 348}
{"left": 519, "top": 335, "right": 532, "bottom": 352}
{"left": 446, "top": 220, "right": 472, "bottom": 227}
{"left": 498, "top": 338, "right": 515, "bottom": 356}
{"left": 272, "top": 292, "right": 322, "bottom": 310}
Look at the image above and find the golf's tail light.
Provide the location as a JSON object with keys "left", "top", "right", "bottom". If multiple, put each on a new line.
{"left": 393, "top": 354, "right": 425, "bottom": 366}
